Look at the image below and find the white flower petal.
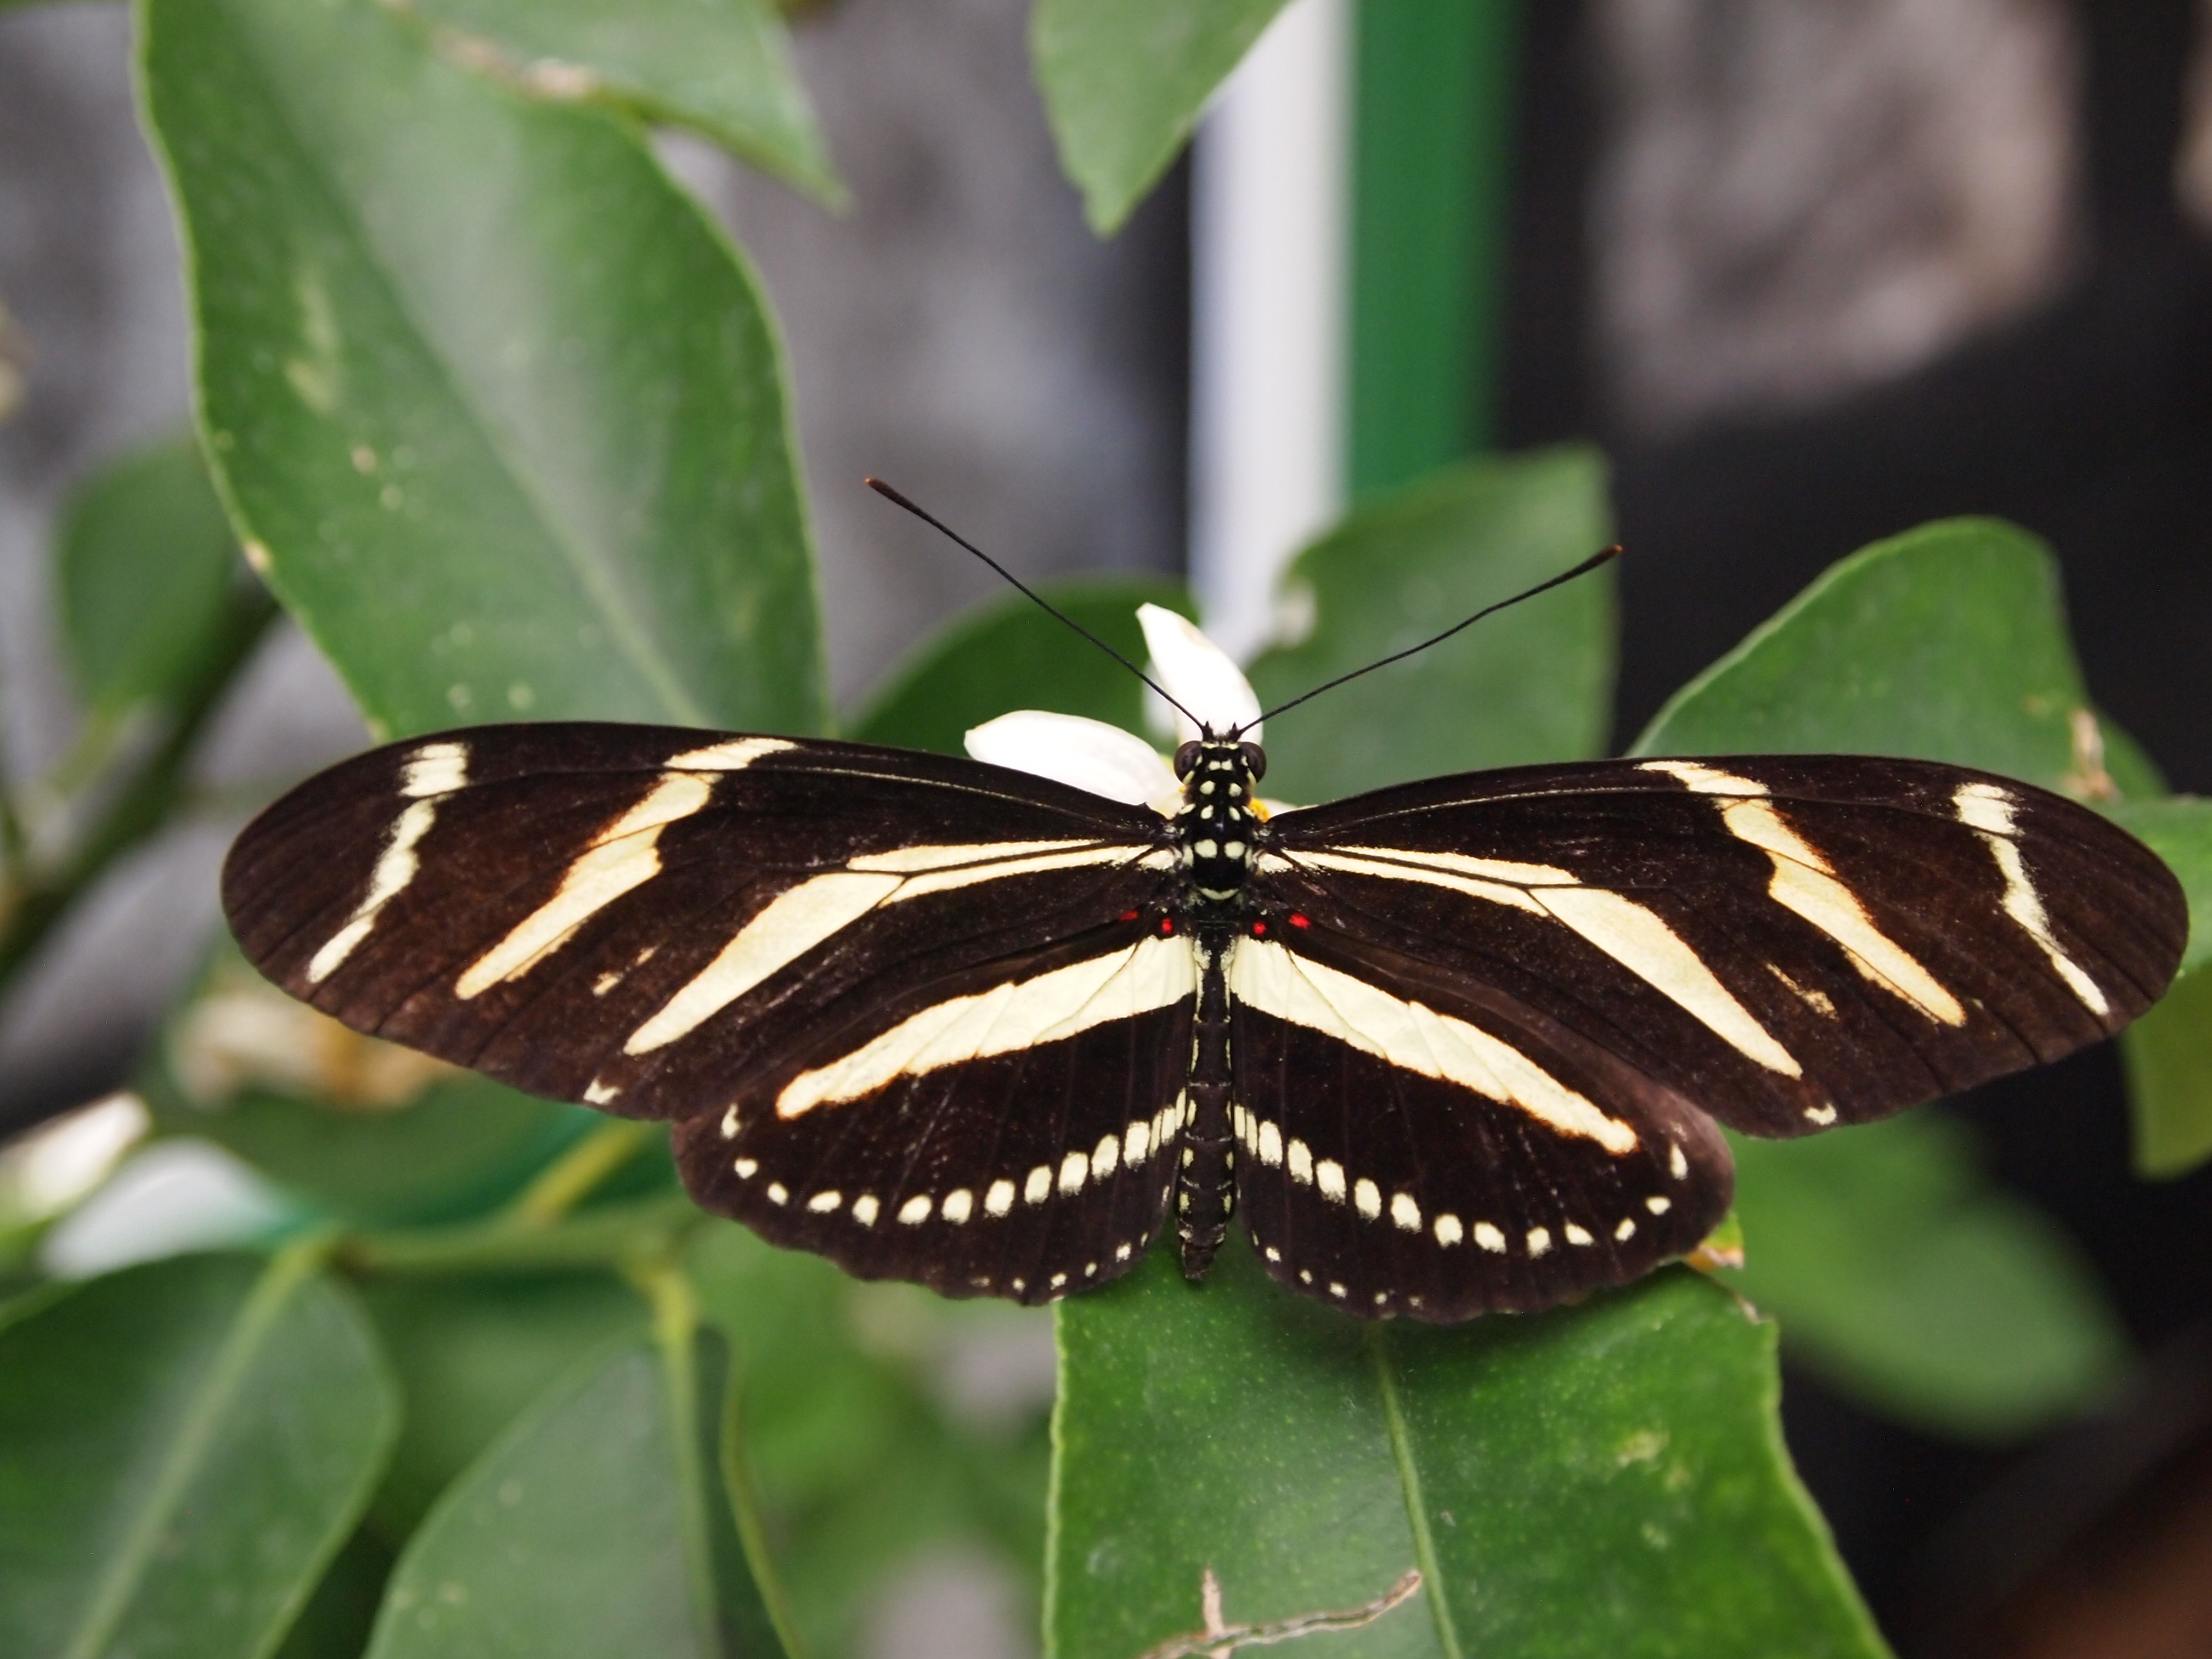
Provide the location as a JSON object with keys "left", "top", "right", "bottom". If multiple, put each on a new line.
{"left": 1138, "top": 604, "right": 1262, "bottom": 743}
{"left": 965, "top": 711, "right": 1182, "bottom": 813}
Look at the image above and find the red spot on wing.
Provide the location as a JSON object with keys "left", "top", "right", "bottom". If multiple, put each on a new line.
{"left": 1251, "top": 921, "right": 1268, "bottom": 937}
{"left": 1160, "top": 916, "right": 1176, "bottom": 935}
{"left": 1118, "top": 910, "right": 1140, "bottom": 922}
{"left": 1288, "top": 912, "right": 1311, "bottom": 929}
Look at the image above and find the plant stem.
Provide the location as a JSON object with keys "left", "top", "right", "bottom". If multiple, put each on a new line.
{"left": 338, "top": 1190, "right": 700, "bottom": 1277}
{"left": 0, "top": 585, "right": 277, "bottom": 994}
{"left": 512, "top": 1118, "right": 659, "bottom": 1226}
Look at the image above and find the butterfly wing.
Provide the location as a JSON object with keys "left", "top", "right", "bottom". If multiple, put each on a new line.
{"left": 1227, "top": 926, "right": 1733, "bottom": 1321}
{"left": 1231, "top": 752, "right": 2184, "bottom": 1319}
{"left": 1258, "top": 754, "right": 2186, "bottom": 1139}
{"left": 223, "top": 724, "right": 1194, "bottom": 1300}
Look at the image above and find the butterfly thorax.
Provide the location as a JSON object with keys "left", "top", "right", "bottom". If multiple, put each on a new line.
{"left": 1173, "top": 737, "right": 1266, "bottom": 909}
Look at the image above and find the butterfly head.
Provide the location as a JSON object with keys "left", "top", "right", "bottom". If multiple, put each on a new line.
{"left": 1172, "top": 736, "right": 1265, "bottom": 904}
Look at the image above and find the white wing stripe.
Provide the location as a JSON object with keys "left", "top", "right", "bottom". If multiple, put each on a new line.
{"left": 1229, "top": 938, "right": 1638, "bottom": 1153}
{"left": 1954, "top": 782, "right": 2109, "bottom": 1014}
{"left": 776, "top": 935, "right": 1196, "bottom": 1117}
{"left": 456, "top": 772, "right": 713, "bottom": 999}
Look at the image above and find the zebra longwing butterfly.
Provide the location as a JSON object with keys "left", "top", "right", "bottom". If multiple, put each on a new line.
{"left": 222, "top": 599, "right": 2186, "bottom": 1322}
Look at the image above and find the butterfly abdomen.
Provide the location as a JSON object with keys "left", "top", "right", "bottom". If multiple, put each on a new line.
{"left": 1176, "top": 930, "right": 1238, "bottom": 1279}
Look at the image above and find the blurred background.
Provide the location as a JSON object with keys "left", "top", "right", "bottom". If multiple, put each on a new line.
{"left": 2, "top": 1, "right": 2209, "bottom": 1655}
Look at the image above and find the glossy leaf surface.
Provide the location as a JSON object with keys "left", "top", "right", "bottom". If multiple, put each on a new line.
{"left": 143, "top": 0, "right": 823, "bottom": 742}
{"left": 0, "top": 1251, "right": 396, "bottom": 1659}
{"left": 1634, "top": 514, "right": 2142, "bottom": 1433}
{"left": 57, "top": 433, "right": 247, "bottom": 720}
{"left": 356, "top": 1272, "right": 649, "bottom": 1537}
{"left": 400, "top": 0, "right": 841, "bottom": 202}
{"left": 365, "top": 1328, "right": 785, "bottom": 1658}
{"left": 1051, "top": 1243, "right": 1884, "bottom": 1659}
{"left": 1244, "top": 447, "right": 1615, "bottom": 805}
{"left": 848, "top": 575, "right": 1193, "bottom": 754}
{"left": 1032, "top": 0, "right": 1294, "bottom": 233}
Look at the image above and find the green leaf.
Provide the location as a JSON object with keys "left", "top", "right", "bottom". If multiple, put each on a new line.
{"left": 2120, "top": 966, "right": 2212, "bottom": 1178}
{"left": 0, "top": 1250, "right": 398, "bottom": 1659}
{"left": 143, "top": 0, "right": 825, "bottom": 742}
{"left": 56, "top": 432, "right": 250, "bottom": 720}
{"left": 1245, "top": 447, "right": 1615, "bottom": 806}
{"left": 1050, "top": 1245, "right": 1886, "bottom": 1659}
{"left": 1626, "top": 515, "right": 2149, "bottom": 1435}
{"left": 1032, "top": 0, "right": 1294, "bottom": 234}
{"left": 1633, "top": 517, "right": 2152, "bottom": 795}
{"left": 847, "top": 575, "right": 1194, "bottom": 754}
{"left": 355, "top": 1272, "right": 650, "bottom": 1537}
{"left": 2108, "top": 797, "right": 2212, "bottom": 973}
{"left": 365, "top": 1325, "right": 786, "bottom": 1659}
{"left": 396, "top": 0, "right": 843, "bottom": 204}
{"left": 1724, "top": 1120, "right": 2128, "bottom": 1438}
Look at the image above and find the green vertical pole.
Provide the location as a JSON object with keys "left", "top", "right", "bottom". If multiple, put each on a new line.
{"left": 1347, "top": 0, "right": 1520, "bottom": 499}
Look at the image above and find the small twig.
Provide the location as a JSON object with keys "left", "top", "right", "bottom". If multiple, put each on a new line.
{"left": 0, "top": 586, "right": 276, "bottom": 995}
{"left": 1133, "top": 1567, "right": 1424, "bottom": 1659}
{"left": 509, "top": 1118, "right": 658, "bottom": 1226}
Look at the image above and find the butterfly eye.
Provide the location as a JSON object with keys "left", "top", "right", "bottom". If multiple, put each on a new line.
{"left": 1173, "top": 741, "right": 1204, "bottom": 778}
{"left": 1239, "top": 742, "right": 1266, "bottom": 781}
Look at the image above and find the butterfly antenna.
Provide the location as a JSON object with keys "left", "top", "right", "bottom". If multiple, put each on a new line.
{"left": 1247, "top": 544, "right": 1622, "bottom": 730}
{"left": 866, "top": 477, "right": 1205, "bottom": 731}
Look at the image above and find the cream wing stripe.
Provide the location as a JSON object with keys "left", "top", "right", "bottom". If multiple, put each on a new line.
{"left": 623, "top": 871, "right": 905, "bottom": 1053}
{"left": 1532, "top": 888, "right": 1802, "bottom": 1075}
{"left": 456, "top": 772, "right": 714, "bottom": 998}
{"left": 307, "top": 741, "right": 472, "bottom": 983}
{"left": 1230, "top": 938, "right": 1638, "bottom": 1153}
{"left": 776, "top": 935, "right": 1196, "bottom": 1117}
{"left": 1301, "top": 844, "right": 1801, "bottom": 1075}
{"left": 1640, "top": 760, "right": 1967, "bottom": 1026}
{"left": 1954, "top": 782, "right": 2109, "bottom": 1014}
{"left": 624, "top": 839, "right": 1155, "bottom": 1055}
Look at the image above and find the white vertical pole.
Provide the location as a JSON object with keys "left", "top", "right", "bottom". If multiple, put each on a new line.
{"left": 1188, "top": 0, "right": 1351, "bottom": 662}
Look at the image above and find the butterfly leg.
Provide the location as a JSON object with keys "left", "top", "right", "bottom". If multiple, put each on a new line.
{"left": 1177, "top": 934, "right": 1237, "bottom": 1279}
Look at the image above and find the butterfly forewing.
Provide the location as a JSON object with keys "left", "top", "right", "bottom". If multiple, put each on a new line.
{"left": 1257, "top": 755, "right": 2185, "bottom": 1143}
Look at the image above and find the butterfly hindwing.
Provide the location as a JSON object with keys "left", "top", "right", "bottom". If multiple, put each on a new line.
{"left": 1226, "top": 928, "right": 1732, "bottom": 1319}
{"left": 1259, "top": 754, "right": 2185, "bottom": 1141}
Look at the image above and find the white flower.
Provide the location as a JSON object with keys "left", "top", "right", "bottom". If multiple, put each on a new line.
{"left": 963, "top": 607, "right": 1265, "bottom": 816}
{"left": 1136, "top": 604, "right": 1262, "bottom": 743}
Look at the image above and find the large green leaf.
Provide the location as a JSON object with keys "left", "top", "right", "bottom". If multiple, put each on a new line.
{"left": 847, "top": 575, "right": 1194, "bottom": 754}
{"left": 1631, "top": 515, "right": 2142, "bottom": 1434}
{"left": 56, "top": 432, "right": 253, "bottom": 721}
{"left": 143, "top": 0, "right": 824, "bottom": 743}
{"left": 1633, "top": 517, "right": 2157, "bottom": 795}
{"left": 397, "top": 0, "right": 842, "bottom": 203}
{"left": 1032, "top": 0, "right": 1294, "bottom": 234}
{"left": 1244, "top": 447, "right": 1615, "bottom": 806}
{"left": 355, "top": 1272, "right": 650, "bottom": 1537}
{"left": 1051, "top": 1245, "right": 1884, "bottom": 1659}
{"left": 0, "top": 1251, "right": 397, "bottom": 1659}
{"left": 366, "top": 1326, "right": 787, "bottom": 1658}
{"left": 1724, "top": 1121, "right": 2126, "bottom": 1438}
{"left": 2107, "top": 797, "right": 2212, "bottom": 973}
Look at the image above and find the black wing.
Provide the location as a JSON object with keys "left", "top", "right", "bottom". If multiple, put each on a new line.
{"left": 223, "top": 724, "right": 1192, "bottom": 1302}
{"left": 1257, "top": 754, "right": 2185, "bottom": 1138}
{"left": 1229, "top": 753, "right": 2184, "bottom": 1321}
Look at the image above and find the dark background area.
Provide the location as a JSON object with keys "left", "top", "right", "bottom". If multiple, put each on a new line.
{"left": 1502, "top": 3, "right": 2212, "bottom": 1652}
